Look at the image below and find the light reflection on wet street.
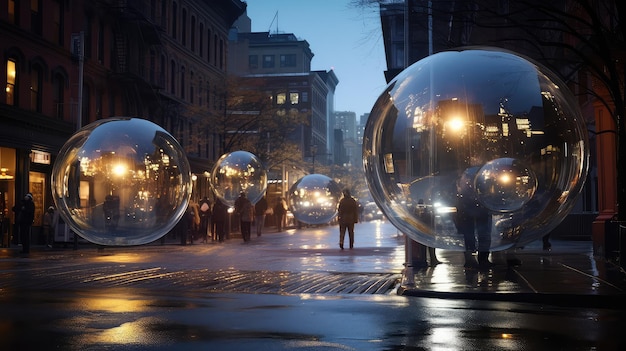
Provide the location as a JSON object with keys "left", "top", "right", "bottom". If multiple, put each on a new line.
{"left": 1, "top": 289, "right": 624, "bottom": 350}
{"left": 1, "top": 221, "right": 625, "bottom": 349}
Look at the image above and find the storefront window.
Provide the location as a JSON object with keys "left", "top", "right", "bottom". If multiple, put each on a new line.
{"left": 29, "top": 171, "right": 46, "bottom": 227}
{"left": 0, "top": 147, "right": 16, "bottom": 242}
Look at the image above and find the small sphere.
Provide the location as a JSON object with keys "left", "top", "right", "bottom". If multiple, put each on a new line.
{"left": 288, "top": 174, "right": 342, "bottom": 225}
{"left": 210, "top": 151, "right": 267, "bottom": 207}
{"left": 51, "top": 117, "right": 192, "bottom": 246}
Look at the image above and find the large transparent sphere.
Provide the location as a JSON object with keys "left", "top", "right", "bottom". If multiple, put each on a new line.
{"left": 288, "top": 174, "right": 342, "bottom": 225}
{"left": 363, "top": 47, "right": 589, "bottom": 251}
{"left": 51, "top": 117, "right": 192, "bottom": 246}
{"left": 211, "top": 151, "right": 267, "bottom": 206}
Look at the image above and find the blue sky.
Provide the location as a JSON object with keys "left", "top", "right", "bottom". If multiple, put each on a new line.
{"left": 244, "top": 0, "right": 388, "bottom": 121}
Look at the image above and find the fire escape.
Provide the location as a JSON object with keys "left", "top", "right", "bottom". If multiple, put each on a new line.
{"left": 106, "top": 0, "right": 166, "bottom": 121}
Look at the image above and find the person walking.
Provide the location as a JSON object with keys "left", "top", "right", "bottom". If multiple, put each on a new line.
{"left": 212, "top": 198, "right": 228, "bottom": 242}
{"left": 43, "top": 206, "right": 55, "bottom": 248}
{"left": 274, "top": 197, "right": 287, "bottom": 232}
{"left": 455, "top": 165, "right": 493, "bottom": 269}
{"left": 234, "top": 192, "right": 254, "bottom": 242}
{"left": 198, "top": 196, "right": 212, "bottom": 243}
{"left": 337, "top": 189, "right": 359, "bottom": 250}
{"left": 254, "top": 195, "right": 268, "bottom": 237}
{"left": 13, "top": 193, "right": 35, "bottom": 254}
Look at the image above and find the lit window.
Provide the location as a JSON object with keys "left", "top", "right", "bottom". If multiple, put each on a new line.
{"left": 276, "top": 93, "right": 286, "bottom": 105}
{"left": 289, "top": 92, "right": 299, "bottom": 104}
{"left": 6, "top": 59, "right": 16, "bottom": 105}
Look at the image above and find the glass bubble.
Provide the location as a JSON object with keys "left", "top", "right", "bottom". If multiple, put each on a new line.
{"left": 288, "top": 174, "right": 342, "bottom": 225}
{"left": 362, "top": 47, "right": 589, "bottom": 251}
{"left": 475, "top": 158, "right": 537, "bottom": 212}
{"left": 51, "top": 117, "right": 192, "bottom": 246}
{"left": 211, "top": 151, "right": 267, "bottom": 207}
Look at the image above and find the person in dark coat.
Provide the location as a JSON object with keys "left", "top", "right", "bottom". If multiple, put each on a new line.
{"left": 13, "top": 193, "right": 35, "bottom": 254}
{"left": 274, "top": 197, "right": 287, "bottom": 232}
{"left": 337, "top": 189, "right": 359, "bottom": 249}
{"left": 211, "top": 198, "right": 229, "bottom": 242}
{"left": 254, "top": 196, "right": 268, "bottom": 237}
{"left": 455, "top": 166, "right": 492, "bottom": 269}
{"left": 234, "top": 192, "right": 254, "bottom": 242}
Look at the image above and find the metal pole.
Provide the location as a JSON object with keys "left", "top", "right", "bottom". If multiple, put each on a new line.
{"left": 74, "top": 31, "right": 85, "bottom": 250}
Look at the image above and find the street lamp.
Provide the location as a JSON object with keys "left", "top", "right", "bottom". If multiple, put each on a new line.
{"left": 310, "top": 144, "right": 318, "bottom": 174}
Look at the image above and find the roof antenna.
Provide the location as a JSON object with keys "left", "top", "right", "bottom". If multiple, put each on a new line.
{"left": 268, "top": 11, "right": 278, "bottom": 34}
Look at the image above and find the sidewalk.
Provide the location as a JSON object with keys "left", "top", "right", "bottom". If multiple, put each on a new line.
{"left": 2, "top": 220, "right": 625, "bottom": 307}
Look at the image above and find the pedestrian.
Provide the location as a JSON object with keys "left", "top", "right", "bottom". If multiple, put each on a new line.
{"left": 43, "top": 206, "right": 55, "bottom": 248}
{"left": 234, "top": 192, "right": 254, "bottom": 242}
{"left": 12, "top": 192, "right": 35, "bottom": 254}
{"left": 211, "top": 198, "right": 228, "bottom": 242}
{"left": 274, "top": 197, "right": 287, "bottom": 232}
{"left": 416, "top": 199, "right": 440, "bottom": 265}
{"left": 187, "top": 201, "right": 201, "bottom": 244}
{"left": 542, "top": 233, "right": 552, "bottom": 251}
{"left": 337, "top": 189, "right": 359, "bottom": 249}
{"left": 254, "top": 195, "right": 268, "bottom": 237}
{"left": 455, "top": 165, "right": 493, "bottom": 269}
{"left": 198, "top": 196, "right": 212, "bottom": 243}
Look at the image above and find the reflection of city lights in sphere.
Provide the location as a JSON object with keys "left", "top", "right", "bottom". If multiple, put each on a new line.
{"left": 51, "top": 118, "right": 192, "bottom": 246}
{"left": 288, "top": 174, "right": 342, "bottom": 225}
{"left": 362, "top": 47, "right": 589, "bottom": 251}
{"left": 475, "top": 158, "right": 537, "bottom": 212}
{"left": 211, "top": 151, "right": 267, "bottom": 207}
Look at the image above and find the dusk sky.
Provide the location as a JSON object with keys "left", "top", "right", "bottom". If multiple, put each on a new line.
{"left": 244, "top": 0, "right": 389, "bottom": 122}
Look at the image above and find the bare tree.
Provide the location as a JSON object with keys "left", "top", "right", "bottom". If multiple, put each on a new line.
{"left": 194, "top": 75, "right": 309, "bottom": 169}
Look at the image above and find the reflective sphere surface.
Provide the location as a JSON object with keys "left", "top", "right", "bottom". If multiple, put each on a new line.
{"left": 51, "top": 118, "right": 192, "bottom": 246}
{"left": 363, "top": 48, "right": 589, "bottom": 251}
{"left": 211, "top": 151, "right": 267, "bottom": 206}
{"left": 288, "top": 174, "right": 342, "bottom": 225}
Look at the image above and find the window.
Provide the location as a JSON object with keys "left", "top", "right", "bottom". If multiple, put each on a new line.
{"left": 189, "top": 71, "right": 194, "bottom": 104}
{"left": 249, "top": 55, "right": 258, "bottom": 69}
{"left": 262, "top": 55, "right": 275, "bottom": 68}
{"left": 190, "top": 16, "right": 196, "bottom": 51}
{"left": 181, "top": 8, "right": 187, "bottom": 46}
{"left": 180, "top": 66, "right": 185, "bottom": 100}
{"left": 52, "top": 0, "right": 64, "bottom": 45}
{"left": 53, "top": 72, "right": 65, "bottom": 119}
{"left": 83, "top": 16, "right": 93, "bottom": 58}
{"left": 171, "top": 2, "right": 177, "bottom": 39}
{"left": 276, "top": 93, "right": 286, "bottom": 105}
{"left": 302, "top": 91, "right": 308, "bottom": 102}
{"left": 6, "top": 59, "right": 17, "bottom": 105}
{"left": 8, "top": 0, "right": 17, "bottom": 25}
{"left": 97, "top": 21, "right": 105, "bottom": 63}
{"left": 199, "top": 23, "right": 203, "bottom": 57}
{"left": 30, "top": 64, "right": 43, "bottom": 112}
{"left": 289, "top": 92, "right": 299, "bottom": 105}
{"left": 31, "top": 0, "right": 42, "bottom": 35}
{"left": 170, "top": 60, "right": 176, "bottom": 94}
{"left": 207, "top": 29, "right": 212, "bottom": 63}
{"left": 280, "top": 54, "right": 297, "bottom": 67}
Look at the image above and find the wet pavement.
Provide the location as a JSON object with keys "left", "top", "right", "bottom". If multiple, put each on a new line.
{"left": 2, "top": 220, "right": 626, "bottom": 350}
{"left": 1, "top": 220, "right": 625, "bottom": 306}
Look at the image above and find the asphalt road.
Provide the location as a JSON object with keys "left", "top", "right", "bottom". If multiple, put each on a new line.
{"left": 1, "top": 221, "right": 625, "bottom": 350}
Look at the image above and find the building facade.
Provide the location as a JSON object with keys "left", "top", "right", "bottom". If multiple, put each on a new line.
{"left": 0, "top": 0, "right": 245, "bottom": 244}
